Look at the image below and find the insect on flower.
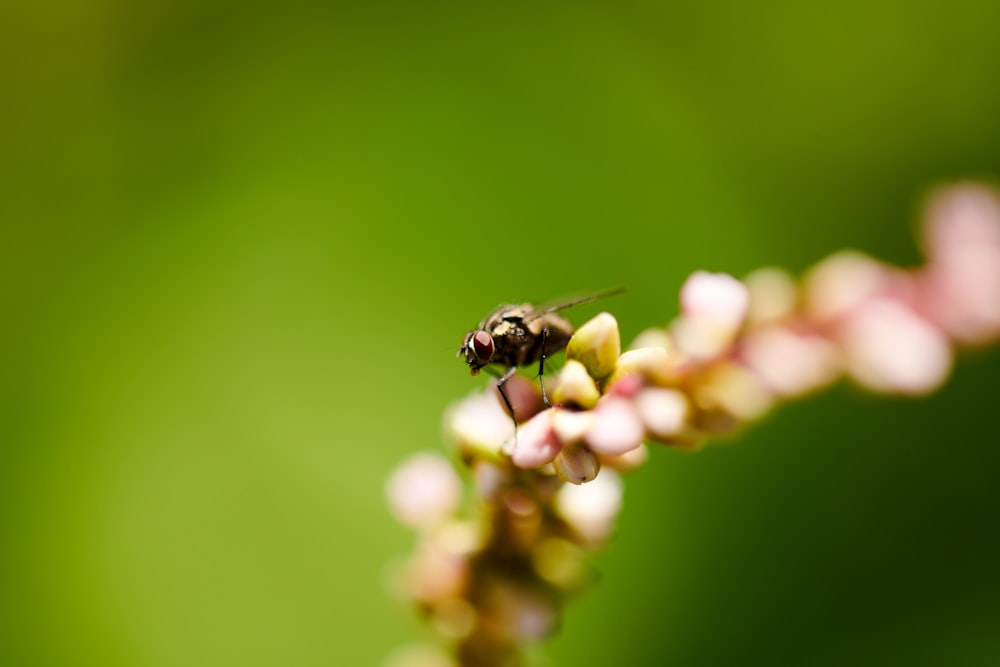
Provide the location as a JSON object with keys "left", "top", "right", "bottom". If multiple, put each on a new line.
{"left": 458, "top": 289, "right": 624, "bottom": 429}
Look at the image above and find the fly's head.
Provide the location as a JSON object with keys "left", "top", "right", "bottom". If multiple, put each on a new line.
{"left": 459, "top": 329, "right": 495, "bottom": 375}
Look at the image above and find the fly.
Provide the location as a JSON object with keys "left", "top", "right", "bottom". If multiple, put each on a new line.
{"left": 458, "top": 288, "right": 624, "bottom": 432}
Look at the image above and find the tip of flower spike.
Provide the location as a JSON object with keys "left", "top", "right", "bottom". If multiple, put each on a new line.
{"left": 920, "top": 249, "right": 1000, "bottom": 344}
{"left": 921, "top": 183, "right": 1000, "bottom": 259}
{"left": 917, "top": 184, "right": 1000, "bottom": 344}
{"left": 566, "top": 312, "right": 621, "bottom": 381}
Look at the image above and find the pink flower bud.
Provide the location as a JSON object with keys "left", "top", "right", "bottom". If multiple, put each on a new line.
{"left": 511, "top": 409, "right": 563, "bottom": 468}
{"left": 919, "top": 246, "right": 1000, "bottom": 344}
{"left": 681, "top": 271, "right": 750, "bottom": 328}
{"left": 584, "top": 396, "right": 645, "bottom": 456}
{"left": 447, "top": 391, "right": 514, "bottom": 456}
{"left": 405, "top": 538, "right": 469, "bottom": 603}
{"left": 839, "top": 298, "right": 952, "bottom": 395}
{"left": 922, "top": 183, "right": 1000, "bottom": 260}
{"left": 741, "top": 326, "right": 841, "bottom": 397}
{"left": 675, "top": 271, "right": 750, "bottom": 360}
{"left": 804, "top": 251, "right": 891, "bottom": 322}
{"left": 386, "top": 452, "right": 462, "bottom": 530}
{"left": 493, "top": 374, "right": 545, "bottom": 422}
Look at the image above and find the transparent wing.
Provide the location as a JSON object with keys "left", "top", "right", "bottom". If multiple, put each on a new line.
{"left": 523, "top": 287, "right": 625, "bottom": 322}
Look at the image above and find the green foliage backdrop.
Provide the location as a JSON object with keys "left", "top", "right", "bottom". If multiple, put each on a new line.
{"left": 3, "top": 2, "right": 1000, "bottom": 665}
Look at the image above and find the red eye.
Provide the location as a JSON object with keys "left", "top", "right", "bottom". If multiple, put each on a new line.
{"left": 472, "top": 331, "right": 494, "bottom": 361}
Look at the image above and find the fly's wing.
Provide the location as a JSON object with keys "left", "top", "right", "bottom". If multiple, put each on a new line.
{"left": 522, "top": 287, "right": 625, "bottom": 323}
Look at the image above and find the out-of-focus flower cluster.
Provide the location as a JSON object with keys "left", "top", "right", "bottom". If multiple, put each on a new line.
{"left": 385, "top": 183, "right": 1000, "bottom": 667}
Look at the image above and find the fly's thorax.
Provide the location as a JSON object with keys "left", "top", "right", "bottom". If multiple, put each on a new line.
{"left": 490, "top": 319, "right": 518, "bottom": 338}
{"left": 479, "top": 303, "right": 534, "bottom": 332}
{"left": 499, "top": 304, "right": 533, "bottom": 320}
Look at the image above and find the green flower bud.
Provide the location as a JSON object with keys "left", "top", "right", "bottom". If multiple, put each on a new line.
{"left": 566, "top": 312, "right": 621, "bottom": 381}
{"left": 552, "top": 359, "right": 601, "bottom": 409}
{"left": 553, "top": 442, "right": 601, "bottom": 485}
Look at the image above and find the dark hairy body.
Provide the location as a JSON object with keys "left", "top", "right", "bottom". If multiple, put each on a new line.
{"left": 474, "top": 304, "right": 573, "bottom": 370}
{"left": 458, "top": 290, "right": 623, "bottom": 431}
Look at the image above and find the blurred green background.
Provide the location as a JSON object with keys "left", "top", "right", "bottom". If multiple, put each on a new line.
{"left": 3, "top": 1, "right": 1000, "bottom": 665}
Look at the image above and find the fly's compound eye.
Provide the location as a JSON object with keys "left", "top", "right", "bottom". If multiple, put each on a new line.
{"left": 471, "top": 330, "right": 495, "bottom": 363}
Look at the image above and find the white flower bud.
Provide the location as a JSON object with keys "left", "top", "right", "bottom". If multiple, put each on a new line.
{"left": 555, "top": 469, "right": 624, "bottom": 544}
{"left": 634, "top": 388, "right": 691, "bottom": 439}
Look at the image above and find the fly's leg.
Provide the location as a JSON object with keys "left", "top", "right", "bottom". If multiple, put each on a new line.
{"left": 496, "top": 365, "right": 519, "bottom": 442}
{"left": 537, "top": 327, "right": 551, "bottom": 408}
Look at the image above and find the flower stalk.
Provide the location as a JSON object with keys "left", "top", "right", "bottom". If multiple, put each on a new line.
{"left": 385, "top": 182, "right": 1000, "bottom": 667}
